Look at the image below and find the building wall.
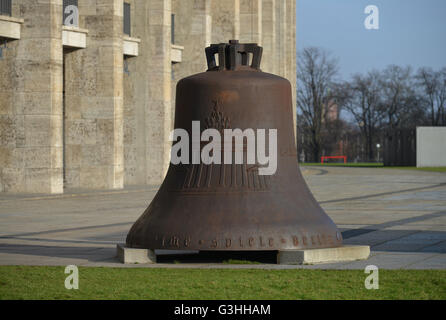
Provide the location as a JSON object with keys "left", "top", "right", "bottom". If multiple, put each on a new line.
{"left": 0, "top": 0, "right": 296, "bottom": 194}
{"left": 64, "top": 0, "right": 124, "bottom": 190}
{"left": 0, "top": 0, "right": 63, "bottom": 193}
{"left": 124, "top": 0, "right": 172, "bottom": 186}
{"left": 171, "top": 0, "right": 297, "bottom": 143}
{"left": 416, "top": 127, "right": 446, "bottom": 167}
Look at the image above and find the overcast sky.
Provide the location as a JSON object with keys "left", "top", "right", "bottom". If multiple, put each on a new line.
{"left": 297, "top": 0, "right": 446, "bottom": 80}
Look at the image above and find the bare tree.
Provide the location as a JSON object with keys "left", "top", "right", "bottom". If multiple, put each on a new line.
{"left": 335, "top": 71, "right": 384, "bottom": 161}
{"left": 322, "top": 117, "right": 349, "bottom": 156}
{"left": 416, "top": 67, "right": 446, "bottom": 126}
{"left": 380, "top": 65, "right": 417, "bottom": 129}
{"left": 296, "top": 47, "right": 338, "bottom": 162}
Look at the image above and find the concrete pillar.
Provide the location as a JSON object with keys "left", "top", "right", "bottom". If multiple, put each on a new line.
{"left": 123, "top": 0, "right": 145, "bottom": 186}
{"left": 122, "top": 0, "right": 139, "bottom": 185}
{"left": 286, "top": 0, "right": 296, "bottom": 143}
{"left": 63, "top": 0, "right": 124, "bottom": 190}
{"left": 275, "top": 0, "right": 287, "bottom": 78}
{"left": 261, "top": 0, "right": 276, "bottom": 73}
{"left": 0, "top": 0, "right": 63, "bottom": 194}
{"left": 171, "top": 0, "right": 212, "bottom": 151}
{"left": 172, "top": 0, "right": 211, "bottom": 78}
{"left": 145, "top": 0, "right": 173, "bottom": 183}
{"left": 211, "top": 0, "right": 240, "bottom": 43}
{"left": 240, "top": 0, "right": 262, "bottom": 44}
{"left": 123, "top": 0, "right": 172, "bottom": 186}
{"left": 271, "top": 0, "right": 296, "bottom": 145}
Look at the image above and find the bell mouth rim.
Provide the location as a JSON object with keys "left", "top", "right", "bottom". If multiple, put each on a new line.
{"left": 125, "top": 244, "right": 344, "bottom": 252}
{"left": 126, "top": 232, "right": 343, "bottom": 252}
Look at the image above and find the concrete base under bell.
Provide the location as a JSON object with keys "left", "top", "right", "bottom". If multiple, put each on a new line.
{"left": 117, "top": 243, "right": 370, "bottom": 265}
{"left": 116, "top": 244, "right": 156, "bottom": 264}
{"left": 277, "top": 245, "right": 370, "bottom": 265}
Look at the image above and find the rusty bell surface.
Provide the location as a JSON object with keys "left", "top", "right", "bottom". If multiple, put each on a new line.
{"left": 126, "top": 40, "right": 343, "bottom": 251}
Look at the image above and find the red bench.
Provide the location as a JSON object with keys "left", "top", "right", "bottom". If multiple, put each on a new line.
{"left": 321, "top": 156, "right": 347, "bottom": 164}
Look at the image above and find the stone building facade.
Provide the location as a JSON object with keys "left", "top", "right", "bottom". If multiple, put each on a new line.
{"left": 0, "top": 0, "right": 296, "bottom": 194}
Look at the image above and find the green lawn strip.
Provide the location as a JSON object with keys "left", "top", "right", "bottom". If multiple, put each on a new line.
{"left": 383, "top": 166, "right": 446, "bottom": 173}
{"left": 300, "top": 163, "right": 383, "bottom": 167}
{"left": 300, "top": 163, "right": 446, "bottom": 172}
{"left": 0, "top": 266, "right": 444, "bottom": 300}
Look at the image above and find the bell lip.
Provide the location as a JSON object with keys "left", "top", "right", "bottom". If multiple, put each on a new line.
{"left": 124, "top": 243, "right": 344, "bottom": 251}
{"left": 125, "top": 233, "right": 344, "bottom": 251}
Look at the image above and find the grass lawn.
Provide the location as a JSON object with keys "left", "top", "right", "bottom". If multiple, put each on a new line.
{"left": 300, "top": 162, "right": 384, "bottom": 167}
{"left": 300, "top": 163, "right": 446, "bottom": 173}
{"left": 0, "top": 266, "right": 445, "bottom": 300}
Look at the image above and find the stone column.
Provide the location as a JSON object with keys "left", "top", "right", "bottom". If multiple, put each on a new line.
{"left": 211, "top": 0, "right": 240, "bottom": 42}
{"left": 123, "top": 0, "right": 145, "bottom": 186}
{"left": 240, "top": 0, "right": 262, "bottom": 44}
{"left": 145, "top": 0, "right": 173, "bottom": 183}
{"left": 63, "top": 0, "right": 124, "bottom": 190}
{"left": 288, "top": 0, "right": 297, "bottom": 144}
{"left": 112, "top": 0, "right": 125, "bottom": 189}
{"left": 123, "top": 0, "right": 173, "bottom": 186}
{"left": 261, "top": 0, "right": 276, "bottom": 74}
{"left": 271, "top": 0, "right": 296, "bottom": 144}
{"left": 275, "top": 0, "right": 287, "bottom": 78}
{"left": 170, "top": 0, "right": 212, "bottom": 155}
{"left": 172, "top": 0, "right": 211, "bottom": 78}
{"left": 0, "top": 0, "right": 63, "bottom": 194}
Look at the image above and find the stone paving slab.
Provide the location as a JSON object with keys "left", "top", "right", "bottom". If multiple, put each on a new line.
{"left": 0, "top": 166, "right": 445, "bottom": 269}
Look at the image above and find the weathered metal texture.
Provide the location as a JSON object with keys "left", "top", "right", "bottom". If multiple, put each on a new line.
{"left": 126, "top": 40, "right": 342, "bottom": 251}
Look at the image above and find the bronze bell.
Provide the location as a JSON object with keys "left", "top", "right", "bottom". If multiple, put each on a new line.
{"left": 126, "top": 40, "right": 343, "bottom": 251}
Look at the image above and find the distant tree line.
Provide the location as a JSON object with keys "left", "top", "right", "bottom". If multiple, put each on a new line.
{"left": 296, "top": 47, "right": 446, "bottom": 163}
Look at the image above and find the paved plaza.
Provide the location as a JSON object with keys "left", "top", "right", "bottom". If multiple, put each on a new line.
{"left": 0, "top": 166, "right": 445, "bottom": 269}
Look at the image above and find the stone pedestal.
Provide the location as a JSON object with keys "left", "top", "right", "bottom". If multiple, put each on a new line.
{"left": 116, "top": 244, "right": 370, "bottom": 265}
{"left": 116, "top": 244, "right": 156, "bottom": 264}
{"left": 277, "top": 245, "right": 370, "bottom": 265}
